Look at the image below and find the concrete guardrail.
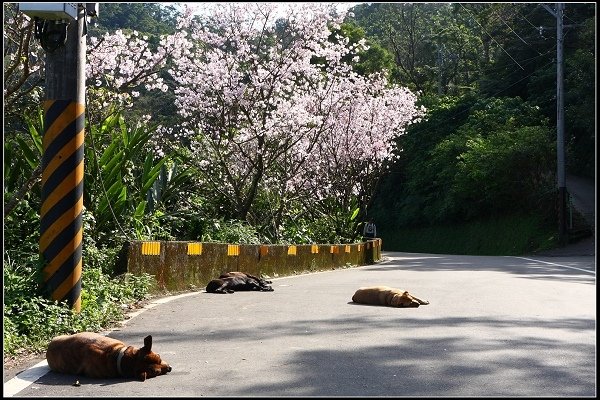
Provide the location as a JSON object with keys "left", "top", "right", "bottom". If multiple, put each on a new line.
{"left": 124, "top": 239, "right": 382, "bottom": 293}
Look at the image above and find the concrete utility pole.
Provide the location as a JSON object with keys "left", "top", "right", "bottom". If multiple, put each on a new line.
{"left": 555, "top": 3, "right": 567, "bottom": 244}
{"left": 33, "top": 4, "right": 87, "bottom": 311}
{"left": 542, "top": 3, "right": 567, "bottom": 244}
{"left": 18, "top": 3, "right": 98, "bottom": 311}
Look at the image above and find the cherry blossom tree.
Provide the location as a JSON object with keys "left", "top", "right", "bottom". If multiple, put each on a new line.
{"left": 4, "top": 3, "right": 188, "bottom": 124}
{"left": 5, "top": 2, "right": 425, "bottom": 243}
{"left": 3, "top": 3, "right": 48, "bottom": 218}
{"left": 288, "top": 71, "right": 425, "bottom": 240}
{"left": 167, "top": 3, "right": 425, "bottom": 241}
{"left": 85, "top": 7, "right": 192, "bottom": 123}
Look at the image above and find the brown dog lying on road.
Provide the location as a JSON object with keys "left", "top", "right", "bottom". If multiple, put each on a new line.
{"left": 46, "top": 332, "right": 172, "bottom": 381}
{"left": 206, "top": 271, "right": 274, "bottom": 293}
{"left": 219, "top": 271, "right": 272, "bottom": 284}
{"left": 352, "top": 286, "right": 430, "bottom": 308}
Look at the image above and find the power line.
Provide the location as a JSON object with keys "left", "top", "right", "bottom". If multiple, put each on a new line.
{"left": 455, "top": 48, "right": 554, "bottom": 76}
{"left": 500, "top": 18, "right": 529, "bottom": 45}
{"left": 519, "top": 4, "right": 557, "bottom": 37}
{"left": 459, "top": 3, "right": 525, "bottom": 71}
{"left": 405, "top": 58, "right": 556, "bottom": 138}
{"left": 491, "top": 11, "right": 543, "bottom": 56}
{"left": 518, "top": 7, "right": 544, "bottom": 31}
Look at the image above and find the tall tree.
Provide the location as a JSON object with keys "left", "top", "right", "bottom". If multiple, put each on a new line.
{"left": 349, "top": 2, "right": 485, "bottom": 96}
{"left": 3, "top": 3, "right": 45, "bottom": 133}
{"left": 91, "top": 3, "right": 179, "bottom": 36}
{"left": 168, "top": 3, "right": 424, "bottom": 241}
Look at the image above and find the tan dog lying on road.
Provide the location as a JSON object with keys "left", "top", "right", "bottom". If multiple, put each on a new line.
{"left": 352, "top": 286, "right": 430, "bottom": 308}
{"left": 46, "top": 332, "right": 172, "bottom": 381}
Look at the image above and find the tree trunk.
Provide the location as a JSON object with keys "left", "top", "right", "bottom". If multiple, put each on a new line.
{"left": 3, "top": 165, "right": 42, "bottom": 218}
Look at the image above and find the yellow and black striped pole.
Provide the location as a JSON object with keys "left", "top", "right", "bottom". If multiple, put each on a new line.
{"left": 39, "top": 6, "right": 87, "bottom": 312}
{"left": 40, "top": 100, "right": 85, "bottom": 311}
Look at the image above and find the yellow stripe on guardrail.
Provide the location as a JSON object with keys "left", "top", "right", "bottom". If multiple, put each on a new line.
{"left": 141, "top": 241, "right": 161, "bottom": 255}
{"left": 287, "top": 245, "right": 297, "bottom": 256}
{"left": 187, "top": 243, "right": 203, "bottom": 255}
{"left": 311, "top": 244, "right": 319, "bottom": 254}
{"left": 330, "top": 245, "right": 339, "bottom": 254}
{"left": 227, "top": 244, "right": 240, "bottom": 256}
{"left": 358, "top": 244, "right": 363, "bottom": 252}
{"left": 345, "top": 245, "right": 351, "bottom": 253}
{"left": 260, "top": 245, "right": 269, "bottom": 256}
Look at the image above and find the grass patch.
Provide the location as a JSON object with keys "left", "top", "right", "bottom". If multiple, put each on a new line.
{"left": 380, "top": 213, "right": 558, "bottom": 255}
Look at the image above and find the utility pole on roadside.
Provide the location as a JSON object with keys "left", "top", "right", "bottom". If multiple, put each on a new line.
{"left": 541, "top": 3, "right": 567, "bottom": 244}
{"left": 18, "top": 3, "right": 98, "bottom": 311}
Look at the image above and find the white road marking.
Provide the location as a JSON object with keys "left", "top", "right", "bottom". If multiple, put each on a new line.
{"left": 511, "top": 256, "right": 596, "bottom": 275}
{"left": 3, "top": 360, "right": 50, "bottom": 397}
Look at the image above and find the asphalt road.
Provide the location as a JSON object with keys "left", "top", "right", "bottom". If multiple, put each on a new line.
{"left": 5, "top": 251, "right": 596, "bottom": 397}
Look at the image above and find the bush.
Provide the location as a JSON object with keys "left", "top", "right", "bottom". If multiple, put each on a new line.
{"left": 3, "top": 257, "right": 153, "bottom": 358}
{"left": 201, "top": 219, "right": 264, "bottom": 244}
{"left": 385, "top": 96, "right": 556, "bottom": 227}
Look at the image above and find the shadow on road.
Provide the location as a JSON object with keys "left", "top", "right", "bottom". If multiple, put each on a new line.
{"left": 102, "top": 314, "right": 595, "bottom": 396}
{"left": 369, "top": 253, "right": 595, "bottom": 284}
{"left": 30, "top": 314, "right": 595, "bottom": 396}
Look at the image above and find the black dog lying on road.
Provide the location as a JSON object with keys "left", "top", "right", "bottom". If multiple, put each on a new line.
{"left": 206, "top": 271, "right": 274, "bottom": 294}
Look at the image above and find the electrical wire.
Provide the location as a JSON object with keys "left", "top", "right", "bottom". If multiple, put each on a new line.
{"left": 406, "top": 57, "right": 557, "bottom": 137}
{"left": 459, "top": 3, "right": 525, "bottom": 71}
{"left": 84, "top": 97, "right": 130, "bottom": 238}
{"left": 34, "top": 17, "right": 69, "bottom": 52}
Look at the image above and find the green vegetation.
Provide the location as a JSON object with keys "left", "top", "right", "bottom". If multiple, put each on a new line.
{"left": 3, "top": 260, "right": 153, "bottom": 358}
{"left": 380, "top": 213, "right": 558, "bottom": 256}
{"left": 371, "top": 94, "right": 560, "bottom": 230}
{"left": 3, "top": 110, "right": 173, "bottom": 362}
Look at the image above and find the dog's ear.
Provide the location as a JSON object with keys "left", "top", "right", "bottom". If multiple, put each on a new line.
{"left": 143, "top": 335, "right": 153, "bottom": 351}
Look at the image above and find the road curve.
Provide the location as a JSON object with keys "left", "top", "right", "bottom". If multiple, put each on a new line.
{"left": 5, "top": 251, "right": 596, "bottom": 397}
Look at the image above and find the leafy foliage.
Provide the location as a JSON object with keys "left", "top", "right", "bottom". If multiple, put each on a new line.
{"left": 92, "top": 3, "right": 180, "bottom": 36}
{"left": 372, "top": 96, "right": 556, "bottom": 227}
{"left": 3, "top": 254, "right": 153, "bottom": 357}
{"left": 84, "top": 111, "right": 167, "bottom": 246}
{"left": 201, "top": 219, "right": 264, "bottom": 244}
{"left": 3, "top": 109, "right": 181, "bottom": 360}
